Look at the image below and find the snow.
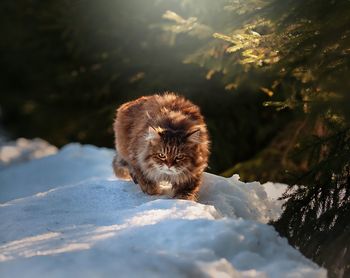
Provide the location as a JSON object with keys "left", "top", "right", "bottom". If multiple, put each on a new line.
{"left": 0, "top": 138, "right": 57, "bottom": 170}
{"left": 0, "top": 143, "right": 111, "bottom": 203}
{"left": 0, "top": 140, "right": 326, "bottom": 277}
{"left": 262, "top": 182, "right": 288, "bottom": 201}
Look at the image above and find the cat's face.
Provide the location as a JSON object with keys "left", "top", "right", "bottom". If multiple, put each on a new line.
{"left": 146, "top": 127, "right": 200, "bottom": 176}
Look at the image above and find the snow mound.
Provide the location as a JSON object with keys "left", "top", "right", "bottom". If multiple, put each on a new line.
{"left": 200, "top": 173, "right": 284, "bottom": 222}
{"left": 0, "top": 138, "right": 57, "bottom": 169}
{"left": 0, "top": 143, "right": 113, "bottom": 203}
{"left": 0, "top": 142, "right": 326, "bottom": 277}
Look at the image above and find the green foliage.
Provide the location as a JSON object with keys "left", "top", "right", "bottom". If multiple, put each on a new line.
{"left": 274, "top": 126, "right": 350, "bottom": 277}
{"left": 160, "top": 0, "right": 350, "bottom": 276}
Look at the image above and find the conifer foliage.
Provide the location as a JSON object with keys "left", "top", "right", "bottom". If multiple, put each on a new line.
{"left": 161, "top": 0, "right": 350, "bottom": 277}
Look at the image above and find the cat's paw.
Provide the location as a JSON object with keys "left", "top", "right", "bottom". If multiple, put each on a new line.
{"left": 174, "top": 192, "right": 198, "bottom": 201}
{"left": 142, "top": 183, "right": 162, "bottom": 195}
{"left": 158, "top": 181, "right": 175, "bottom": 198}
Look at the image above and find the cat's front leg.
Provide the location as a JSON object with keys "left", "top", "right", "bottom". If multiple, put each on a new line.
{"left": 174, "top": 178, "right": 201, "bottom": 201}
{"left": 132, "top": 166, "right": 161, "bottom": 195}
{"left": 112, "top": 154, "right": 132, "bottom": 180}
{"left": 141, "top": 178, "right": 161, "bottom": 195}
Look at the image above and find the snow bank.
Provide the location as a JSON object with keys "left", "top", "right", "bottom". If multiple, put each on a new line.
{"left": 0, "top": 141, "right": 326, "bottom": 277}
{"left": 0, "top": 143, "right": 112, "bottom": 203}
{"left": 0, "top": 138, "right": 57, "bottom": 170}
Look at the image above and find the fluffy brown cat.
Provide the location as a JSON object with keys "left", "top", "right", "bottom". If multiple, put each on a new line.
{"left": 112, "top": 93, "right": 210, "bottom": 201}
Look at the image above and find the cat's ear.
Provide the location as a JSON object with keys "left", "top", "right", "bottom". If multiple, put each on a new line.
{"left": 146, "top": 126, "right": 160, "bottom": 141}
{"left": 186, "top": 129, "right": 201, "bottom": 143}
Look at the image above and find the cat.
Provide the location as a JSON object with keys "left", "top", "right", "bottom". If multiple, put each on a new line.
{"left": 112, "top": 93, "right": 210, "bottom": 201}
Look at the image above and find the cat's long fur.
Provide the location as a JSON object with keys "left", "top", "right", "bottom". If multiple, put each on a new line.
{"left": 113, "top": 93, "right": 209, "bottom": 200}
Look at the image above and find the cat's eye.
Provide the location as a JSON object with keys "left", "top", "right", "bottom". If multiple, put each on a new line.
{"left": 175, "top": 154, "right": 184, "bottom": 161}
{"left": 157, "top": 153, "right": 166, "bottom": 159}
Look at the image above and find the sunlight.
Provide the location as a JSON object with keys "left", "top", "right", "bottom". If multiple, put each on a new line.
{"left": 0, "top": 232, "right": 60, "bottom": 261}
{"left": 0, "top": 212, "right": 178, "bottom": 262}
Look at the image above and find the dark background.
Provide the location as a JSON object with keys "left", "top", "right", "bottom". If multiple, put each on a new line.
{"left": 0, "top": 0, "right": 290, "bottom": 176}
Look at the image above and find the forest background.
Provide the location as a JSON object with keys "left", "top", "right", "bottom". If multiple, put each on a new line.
{"left": 1, "top": 1, "right": 349, "bottom": 277}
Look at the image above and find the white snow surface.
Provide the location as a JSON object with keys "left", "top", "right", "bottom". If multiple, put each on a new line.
{"left": 0, "top": 141, "right": 326, "bottom": 277}
{"left": 0, "top": 138, "right": 57, "bottom": 170}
